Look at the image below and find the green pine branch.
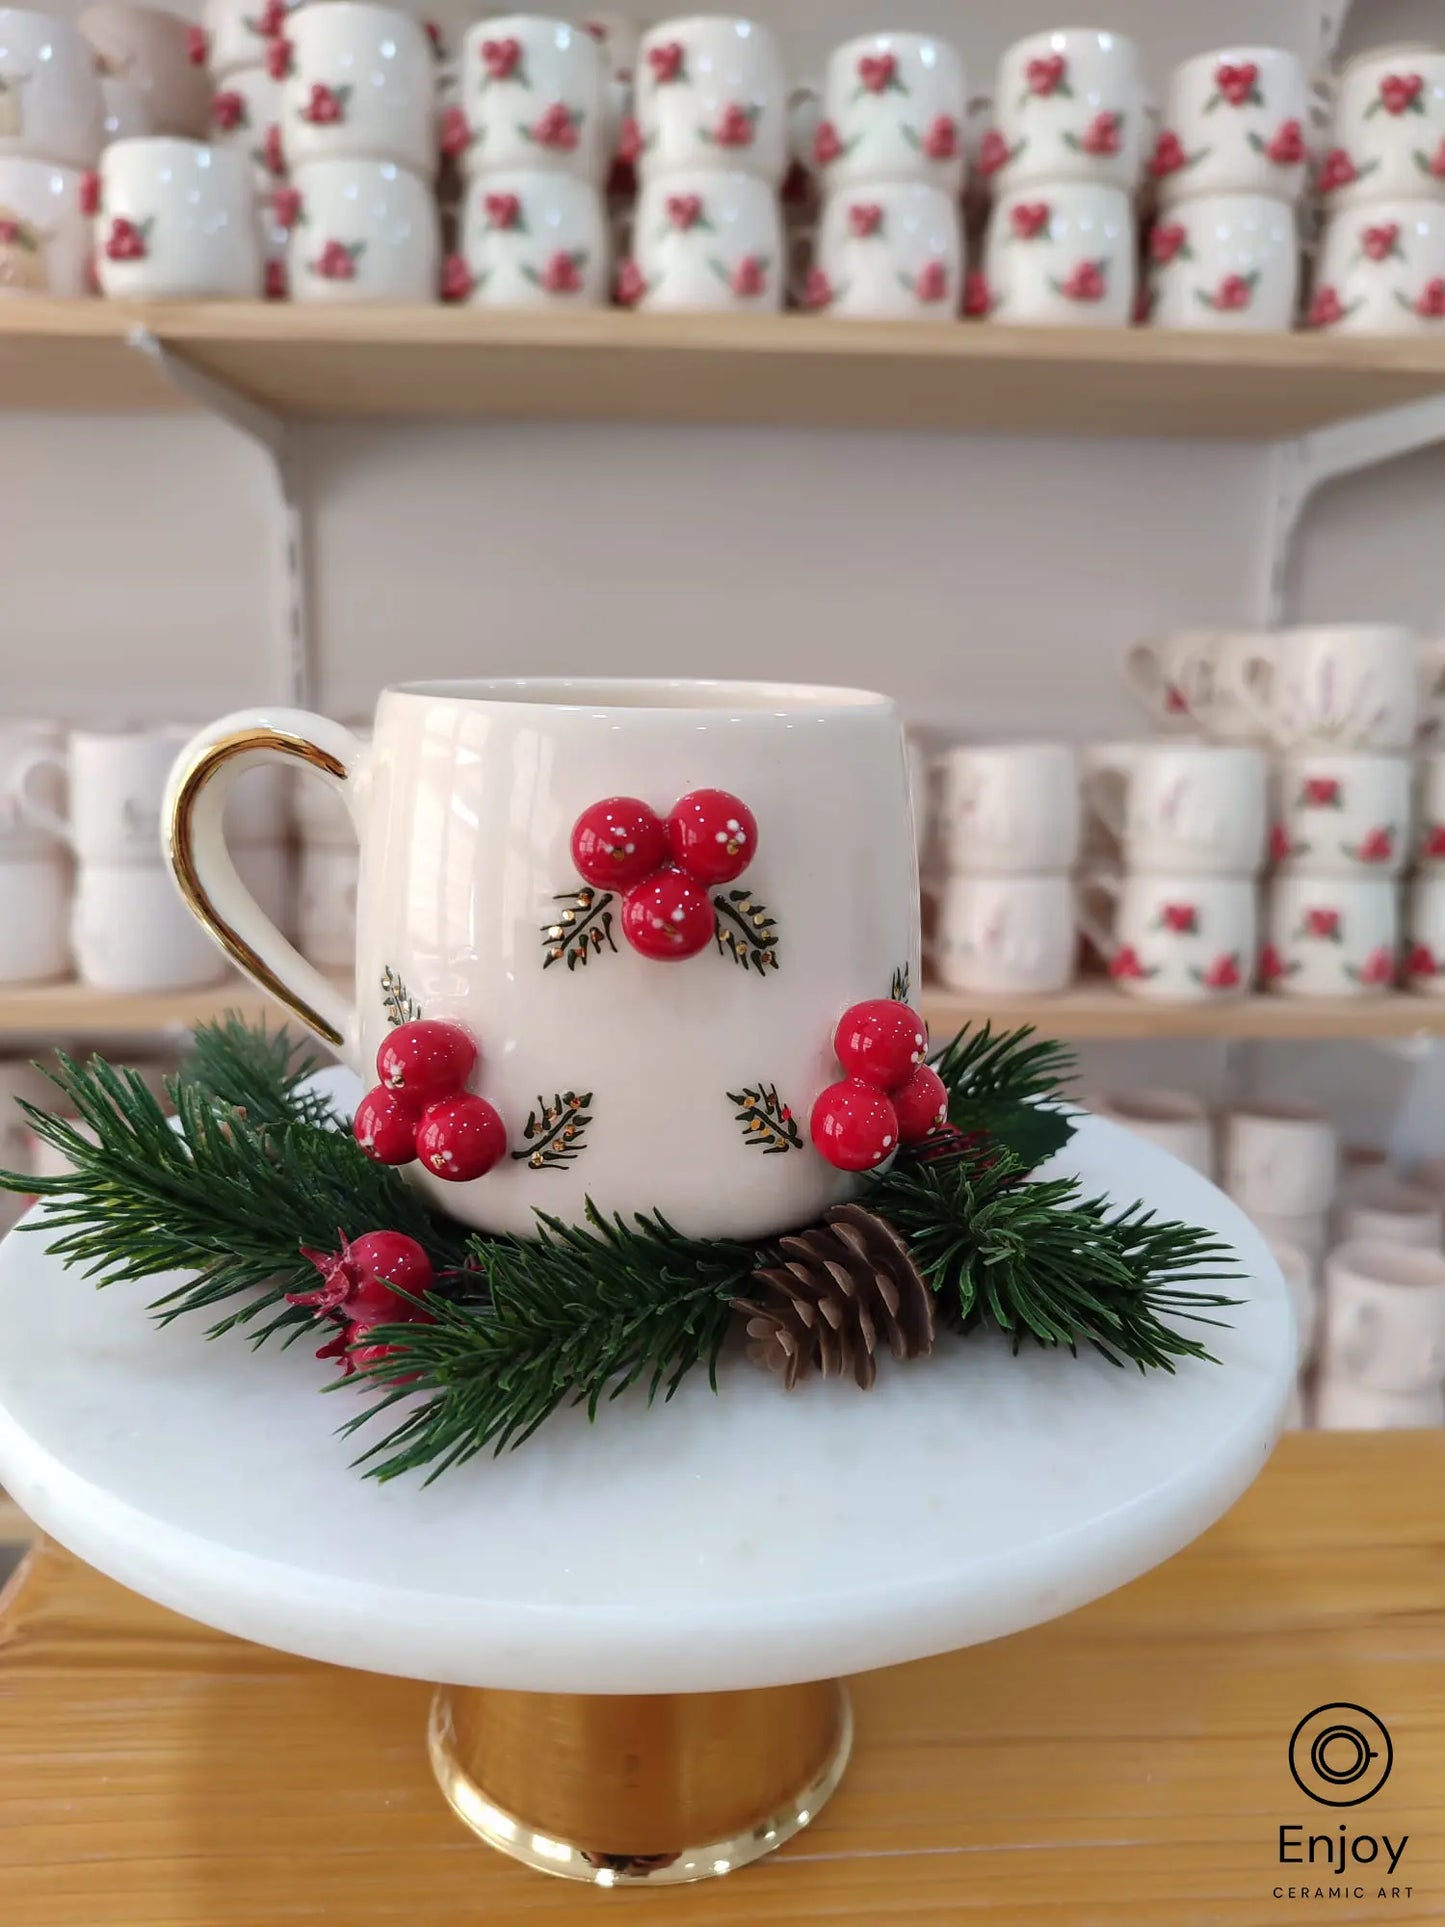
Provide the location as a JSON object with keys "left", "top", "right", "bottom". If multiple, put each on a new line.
{"left": 181, "top": 1014, "right": 337, "bottom": 1128}
{"left": 928, "top": 1021, "right": 1077, "bottom": 1169}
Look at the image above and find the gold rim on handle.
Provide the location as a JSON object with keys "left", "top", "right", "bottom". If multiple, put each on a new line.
{"left": 167, "top": 725, "right": 348, "bottom": 1046}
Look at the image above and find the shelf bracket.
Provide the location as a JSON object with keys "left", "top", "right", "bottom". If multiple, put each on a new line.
{"left": 124, "top": 327, "right": 311, "bottom": 708}
{"left": 1259, "top": 393, "right": 1445, "bottom": 624}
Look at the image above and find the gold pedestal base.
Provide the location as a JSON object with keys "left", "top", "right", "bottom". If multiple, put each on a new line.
{"left": 428, "top": 1677, "right": 853, "bottom": 1886}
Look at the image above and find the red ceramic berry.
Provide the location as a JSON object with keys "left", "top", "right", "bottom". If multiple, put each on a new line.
{"left": 572, "top": 796, "right": 669, "bottom": 890}
{"left": 620, "top": 869, "right": 715, "bottom": 960}
{"left": 810, "top": 1078, "right": 899, "bottom": 1172}
{"left": 667, "top": 788, "right": 757, "bottom": 885}
{"left": 345, "top": 1231, "right": 435, "bottom": 1321}
{"left": 833, "top": 999, "right": 928, "bottom": 1092}
{"left": 376, "top": 1019, "right": 477, "bottom": 1104}
{"left": 416, "top": 1094, "right": 508, "bottom": 1181}
{"left": 891, "top": 1064, "right": 949, "bottom": 1143}
{"left": 353, "top": 1086, "right": 422, "bottom": 1165}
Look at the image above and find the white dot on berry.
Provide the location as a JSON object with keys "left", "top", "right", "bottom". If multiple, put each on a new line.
{"left": 883, "top": 1134, "right": 894, "bottom": 1148}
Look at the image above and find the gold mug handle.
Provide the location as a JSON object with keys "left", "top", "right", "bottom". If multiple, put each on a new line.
{"left": 163, "top": 707, "right": 365, "bottom": 1057}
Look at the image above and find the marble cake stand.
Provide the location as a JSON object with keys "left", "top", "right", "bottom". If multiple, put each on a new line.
{"left": 0, "top": 1109, "right": 1296, "bottom": 1887}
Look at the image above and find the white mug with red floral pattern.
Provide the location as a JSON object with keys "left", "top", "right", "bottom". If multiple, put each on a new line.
{"left": 1124, "top": 630, "right": 1274, "bottom": 743}
{"left": 162, "top": 679, "right": 920, "bottom": 1243}
{"left": 1317, "top": 46, "right": 1445, "bottom": 211}
{"left": 1404, "top": 874, "right": 1445, "bottom": 992}
{"left": 1086, "top": 743, "right": 1267, "bottom": 876}
{"left": 1146, "top": 192, "right": 1298, "bottom": 332}
{"left": 455, "top": 168, "right": 608, "bottom": 307}
{"left": 808, "top": 31, "right": 965, "bottom": 196}
{"left": 981, "top": 181, "right": 1134, "bottom": 326}
{"left": 935, "top": 874, "right": 1075, "bottom": 996}
{"left": 1308, "top": 200, "right": 1445, "bottom": 334}
{"left": 1151, "top": 46, "right": 1308, "bottom": 206}
{"left": 1271, "top": 752, "right": 1410, "bottom": 877}
{"left": 936, "top": 742, "right": 1079, "bottom": 875}
{"left": 986, "top": 27, "right": 1143, "bottom": 196}
{"left": 1228, "top": 624, "right": 1423, "bottom": 752}
{"left": 626, "top": 166, "right": 780, "bottom": 311}
{"left": 457, "top": 15, "right": 605, "bottom": 183}
{"left": 0, "top": 8, "right": 104, "bottom": 170}
{"left": 280, "top": 2, "right": 433, "bottom": 179}
{"left": 1414, "top": 752, "right": 1445, "bottom": 869}
{"left": 1080, "top": 872, "right": 1256, "bottom": 1002}
{"left": 287, "top": 157, "right": 438, "bottom": 302}
{"left": 804, "top": 182, "right": 961, "bottom": 319}
{"left": 208, "top": 64, "right": 282, "bottom": 185}
{"left": 634, "top": 15, "right": 786, "bottom": 188}
{"left": 1262, "top": 875, "right": 1398, "bottom": 997}
{"left": 204, "top": 0, "right": 297, "bottom": 85}
{"left": 95, "top": 137, "right": 260, "bottom": 297}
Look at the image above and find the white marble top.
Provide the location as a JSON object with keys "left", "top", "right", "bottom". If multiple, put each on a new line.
{"left": 0, "top": 1088, "right": 1295, "bottom": 1693}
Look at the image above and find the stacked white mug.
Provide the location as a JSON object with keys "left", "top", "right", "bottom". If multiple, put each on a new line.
{"left": 976, "top": 27, "right": 1142, "bottom": 327}
{"left": 933, "top": 743, "right": 1078, "bottom": 997}
{"left": 204, "top": 0, "right": 291, "bottom": 297}
{"left": 1310, "top": 46, "right": 1445, "bottom": 336}
{"left": 446, "top": 14, "right": 609, "bottom": 308}
{"left": 274, "top": 0, "right": 438, "bottom": 303}
{"left": 1079, "top": 741, "right": 1267, "bottom": 1002}
{"left": 1222, "top": 1101, "right": 1337, "bottom": 1268}
{"left": 800, "top": 28, "right": 965, "bottom": 320}
{"left": 1406, "top": 747, "right": 1445, "bottom": 992}
{"left": 0, "top": 720, "right": 70, "bottom": 985}
{"left": 0, "top": 8, "right": 104, "bottom": 298}
{"left": 1316, "top": 1241, "right": 1445, "bottom": 1428}
{"left": 1143, "top": 44, "right": 1307, "bottom": 331}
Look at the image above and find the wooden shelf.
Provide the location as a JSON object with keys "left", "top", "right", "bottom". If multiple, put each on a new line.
{"left": 3, "top": 302, "right": 1445, "bottom": 436}
{"left": 0, "top": 976, "right": 1442, "bottom": 1041}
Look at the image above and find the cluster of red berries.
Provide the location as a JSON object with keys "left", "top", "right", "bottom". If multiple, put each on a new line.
{"left": 352, "top": 1019, "right": 507, "bottom": 1182}
{"left": 809, "top": 1000, "right": 949, "bottom": 1172}
{"left": 570, "top": 788, "right": 757, "bottom": 962}
{"left": 287, "top": 1228, "right": 434, "bottom": 1376}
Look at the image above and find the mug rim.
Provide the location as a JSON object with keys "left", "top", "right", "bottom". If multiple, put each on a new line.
{"left": 386, "top": 677, "right": 895, "bottom": 716}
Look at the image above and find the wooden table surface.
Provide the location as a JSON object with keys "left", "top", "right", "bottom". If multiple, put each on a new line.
{"left": 2, "top": 1431, "right": 1444, "bottom": 1925}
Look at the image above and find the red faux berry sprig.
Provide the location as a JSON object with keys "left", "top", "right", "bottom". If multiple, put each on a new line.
{"left": 570, "top": 787, "right": 758, "bottom": 963}
{"left": 287, "top": 1228, "right": 435, "bottom": 1376}
{"left": 810, "top": 999, "right": 947, "bottom": 1172}
{"left": 353, "top": 1019, "right": 507, "bottom": 1182}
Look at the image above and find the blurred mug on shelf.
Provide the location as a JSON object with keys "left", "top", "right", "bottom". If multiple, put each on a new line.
{"left": 935, "top": 742, "right": 1078, "bottom": 875}
{"left": 457, "top": 168, "right": 608, "bottom": 308}
{"left": 0, "top": 7, "right": 104, "bottom": 169}
{"left": 1123, "top": 630, "right": 1272, "bottom": 744}
{"left": 81, "top": 3, "right": 211, "bottom": 140}
{"left": 808, "top": 30, "right": 965, "bottom": 196}
{"left": 1084, "top": 741, "right": 1266, "bottom": 876}
{"left": 1145, "top": 192, "right": 1298, "bottom": 332}
{"left": 1337, "top": 1175, "right": 1443, "bottom": 1251}
{"left": 281, "top": 1, "right": 434, "bottom": 179}
{"left": 1317, "top": 47, "right": 1445, "bottom": 214}
{"left": 1271, "top": 751, "right": 1411, "bottom": 876}
{"left": 0, "top": 719, "right": 64, "bottom": 849}
{"left": 288, "top": 158, "right": 439, "bottom": 303}
{"left": 73, "top": 862, "right": 228, "bottom": 992}
{"left": 1152, "top": 46, "right": 1308, "bottom": 206}
{"left": 987, "top": 26, "right": 1144, "bottom": 196}
{"left": 1083, "top": 1087, "right": 1214, "bottom": 1176}
{"left": 628, "top": 167, "right": 781, "bottom": 311}
{"left": 1266, "top": 1238, "right": 1318, "bottom": 1368}
{"left": 636, "top": 15, "right": 786, "bottom": 188}
{"left": 982, "top": 181, "right": 1134, "bottom": 326}
{"left": 0, "top": 852, "right": 68, "bottom": 984}
{"left": 1262, "top": 875, "right": 1399, "bottom": 997}
{"left": 1080, "top": 871, "right": 1255, "bottom": 1001}
{"left": 1226, "top": 624, "right": 1423, "bottom": 752}
{"left": 935, "top": 873, "right": 1075, "bottom": 995}
{"left": 1404, "top": 871, "right": 1445, "bottom": 992}
{"left": 1222, "top": 1101, "right": 1337, "bottom": 1217}
{"left": 0, "top": 157, "right": 94, "bottom": 297}
{"left": 19, "top": 723, "right": 191, "bottom": 865}
{"left": 95, "top": 136, "right": 261, "bottom": 298}
{"left": 804, "top": 181, "right": 962, "bottom": 320}
{"left": 1320, "top": 1239, "right": 1445, "bottom": 1393}
{"left": 457, "top": 14, "right": 605, "bottom": 183}
{"left": 1310, "top": 200, "right": 1445, "bottom": 336}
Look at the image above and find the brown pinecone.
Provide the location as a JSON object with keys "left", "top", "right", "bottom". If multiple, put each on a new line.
{"left": 737, "top": 1203, "right": 936, "bottom": 1391}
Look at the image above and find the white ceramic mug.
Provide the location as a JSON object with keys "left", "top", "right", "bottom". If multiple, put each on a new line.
{"left": 1262, "top": 875, "right": 1399, "bottom": 997}
{"left": 298, "top": 842, "right": 358, "bottom": 968}
{"left": 1081, "top": 871, "right": 1256, "bottom": 1001}
{"left": 281, "top": 2, "right": 433, "bottom": 177}
{"left": 1271, "top": 752, "right": 1410, "bottom": 875}
{"left": 1339, "top": 1176, "right": 1443, "bottom": 1252}
{"left": 95, "top": 137, "right": 261, "bottom": 298}
{"left": 288, "top": 157, "right": 438, "bottom": 301}
{"left": 74, "top": 860, "right": 229, "bottom": 993}
{"left": 1222, "top": 1101, "right": 1337, "bottom": 1216}
{"left": 635, "top": 15, "right": 786, "bottom": 188}
{"left": 1321, "top": 1240, "right": 1445, "bottom": 1393}
{"left": 804, "top": 181, "right": 961, "bottom": 318}
{"left": 1404, "top": 872, "right": 1445, "bottom": 992}
{"left": 458, "top": 15, "right": 604, "bottom": 183}
{"left": 0, "top": 8, "right": 104, "bottom": 170}
{"left": 1314, "top": 1377, "right": 1445, "bottom": 1428}
{"left": 1145, "top": 192, "right": 1298, "bottom": 331}
{"left": 0, "top": 853, "right": 68, "bottom": 984}
{"left": 81, "top": 2, "right": 210, "bottom": 140}
{"left": 1317, "top": 47, "right": 1445, "bottom": 212}
{"left": 19, "top": 724, "right": 194, "bottom": 863}
{"left": 0, "top": 156, "right": 90, "bottom": 295}
{"left": 209, "top": 64, "right": 282, "bottom": 182}
{"left": 627, "top": 166, "right": 780, "bottom": 311}
{"left": 935, "top": 742, "right": 1078, "bottom": 875}
{"left": 935, "top": 873, "right": 1074, "bottom": 996}
{"left": 1266, "top": 1238, "right": 1318, "bottom": 1367}
{"left": 1083, "top": 1087, "right": 1214, "bottom": 1177}
{"left": 163, "top": 679, "right": 921, "bottom": 1242}
{"left": 1123, "top": 630, "right": 1273, "bottom": 744}
{"left": 1414, "top": 751, "right": 1445, "bottom": 867}
{"left": 988, "top": 27, "right": 1143, "bottom": 195}
{"left": 1085, "top": 742, "right": 1266, "bottom": 875}
{"left": 456, "top": 167, "right": 607, "bottom": 307}
{"left": 1309, "top": 200, "right": 1445, "bottom": 335}
{"left": 1227, "top": 624, "right": 1422, "bottom": 752}
{"left": 809, "top": 30, "right": 965, "bottom": 195}
{"left": 982, "top": 181, "right": 1134, "bottom": 326}
{"left": 0, "top": 719, "right": 63, "bottom": 850}
{"left": 204, "top": 0, "right": 296, "bottom": 84}
{"left": 1152, "top": 47, "right": 1307, "bottom": 206}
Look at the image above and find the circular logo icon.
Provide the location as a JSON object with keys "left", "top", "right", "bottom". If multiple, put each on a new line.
{"left": 1289, "top": 1704, "right": 1393, "bottom": 1806}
